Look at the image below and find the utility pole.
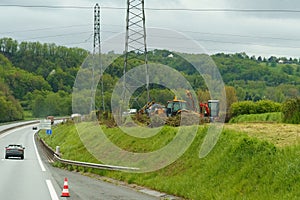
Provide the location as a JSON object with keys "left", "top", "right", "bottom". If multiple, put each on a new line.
{"left": 122, "top": 0, "right": 149, "bottom": 112}
{"left": 92, "top": 3, "right": 105, "bottom": 112}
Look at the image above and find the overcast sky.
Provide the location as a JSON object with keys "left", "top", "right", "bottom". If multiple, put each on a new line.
{"left": 1, "top": 0, "right": 300, "bottom": 58}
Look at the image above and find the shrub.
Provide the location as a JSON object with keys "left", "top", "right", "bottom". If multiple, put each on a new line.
{"left": 230, "top": 101, "right": 256, "bottom": 117}
{"left": 230, "top": 100, "right": 282, "bottom": 118}
{"left": 256, "top": 100, "right": 281, "bottom": 114}
{"left": 282, "top": 97, "right": 300, "bottom": 124}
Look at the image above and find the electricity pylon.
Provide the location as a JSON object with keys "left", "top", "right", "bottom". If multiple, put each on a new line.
{"left": 92, "top": 3, "right": 105, "bottom": 112}
{"left": 122, "top": 0, "right": 149, "bottom": 111}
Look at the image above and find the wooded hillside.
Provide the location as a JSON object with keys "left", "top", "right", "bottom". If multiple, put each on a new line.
{"left": 0, "top": 37, "right": 299, "bottom": 122}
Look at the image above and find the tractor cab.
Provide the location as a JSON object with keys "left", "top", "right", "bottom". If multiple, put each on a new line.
{"left": 208, "top": 100, "right": 220, "bottom": 121}
{"left": 166, "top": 97, "right": 187, "bottom": 117}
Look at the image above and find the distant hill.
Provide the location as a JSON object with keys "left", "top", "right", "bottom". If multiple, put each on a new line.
{"left": 0, "top": 37, "right": 299, "bottom": 121}
{"left": 212, "top": 52, "right": 300, "bottom": 102}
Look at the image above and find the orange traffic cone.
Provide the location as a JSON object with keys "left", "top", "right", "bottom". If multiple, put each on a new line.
{"left": 61, "top": 177, "right": 70, "bottom": 197}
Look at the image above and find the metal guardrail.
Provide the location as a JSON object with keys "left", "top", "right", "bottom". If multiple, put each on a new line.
{"left": 37, "top": 135, "right": 140, "bottom": 172}
{"left": 53, "top": 154, "right": 140, "bottom": 171}
{"left": 37, "top": 134, "right": 60, "bottom": 161}
{"left": 0, "top": 121, "right": 39, "bottom": 135}
{"left": 1, "top": 121, "right": 139, "bottom": 171}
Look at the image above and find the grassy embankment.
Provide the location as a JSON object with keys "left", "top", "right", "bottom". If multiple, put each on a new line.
{"left": 229, "top": 112, "right": 282, "bottom": 123}
{"left": 39, "top": 119, "right": 300, "bottom": 200}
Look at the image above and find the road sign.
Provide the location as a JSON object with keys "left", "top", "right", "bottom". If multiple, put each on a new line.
{"left": 46, "top": 129, "right": 52, "bottom": 135}
{"left": 39, "top": 119, "right": 52, "bottom": 130}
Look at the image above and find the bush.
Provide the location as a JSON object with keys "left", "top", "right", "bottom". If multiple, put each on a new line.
{"left": 230, "top": 100, "right": 282, "bottom": 118}
{"left": 230, "top": 101, "right": 257, "bottom": 117}
{"left": 256, "top": 100, "right": 281, "bottom": 114}
{"left": 282, "top": 97, "right": 300, "bottom": 124}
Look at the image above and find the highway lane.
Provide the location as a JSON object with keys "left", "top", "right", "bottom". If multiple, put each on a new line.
{"left": 0, "top": 126, "right": 56, "bottom": 200}
{"left": 46, "top": 166, "right": 159, "bottom": 200}
{"left": 0, "top": 125, "right": 159, "bottom": 200}
{"left": 0, "top": 120, "right": 39, "bottom": 132}
{"left": 37, "top": 130, "right": 160, "bottom": 200}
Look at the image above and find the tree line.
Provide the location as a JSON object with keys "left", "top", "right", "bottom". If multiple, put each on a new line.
{"left": 0, "top": 38, "right": 299, "bottom": 123}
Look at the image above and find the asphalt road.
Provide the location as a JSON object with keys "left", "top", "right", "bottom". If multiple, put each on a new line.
{"left": 0, "top": 125, "right": 158, "bottom": 200}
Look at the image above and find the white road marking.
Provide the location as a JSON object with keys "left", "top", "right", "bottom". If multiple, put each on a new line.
{"left": 46, "top": 179, "right": 60, "bottom": 200}
{"left": 33, "top": 133, "right": 46, "bottom": 172}
{"left": 0, "top": 131, "right": 11, "bottom": 139}
{"left": 0, "top": 127, "right": 25, "bottom": 139}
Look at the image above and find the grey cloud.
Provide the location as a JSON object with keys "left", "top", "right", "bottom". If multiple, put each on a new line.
{"left": 1, "top": 0, "right": 300, "bottom": 58}
{"left": 224, "top": 0, "right": 300, "bottom": 9}
{"left": 0, "top": 0, "right": 63, "bottom": 5}
{"left": 223, "top": 0, "right": 300, "bottom": 19}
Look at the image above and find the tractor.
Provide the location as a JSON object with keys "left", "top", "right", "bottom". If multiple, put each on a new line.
{"left": 166, "top": 97, "right": 188, "bottom": 117}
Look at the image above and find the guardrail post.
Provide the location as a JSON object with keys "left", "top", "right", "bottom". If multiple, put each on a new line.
{"left": 55, "top": 146, "right": 60, "bottom": 155}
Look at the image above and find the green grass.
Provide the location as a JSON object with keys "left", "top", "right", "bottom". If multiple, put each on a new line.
{"left": 39, "top": 122, "right": 300, "bottom": 199}
{"left": 229, "top": 112, "right": 282, "bottom": 123}
{"left": 225, "top": 123, "right": 300, "bottom": 147}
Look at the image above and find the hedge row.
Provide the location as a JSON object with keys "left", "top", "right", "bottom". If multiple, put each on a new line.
{"left": 230, "top": 100, "right": 282, "bottom": 118}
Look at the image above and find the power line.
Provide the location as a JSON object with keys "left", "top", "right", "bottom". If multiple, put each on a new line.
{"left": 97, "top": 23, "right": 300, "bottom": 42}
{"left": 0, "top": 24, "right": 92, "bottom": 34}
{"left": 3, "top": 29, "right": 300, "bottom": 51}
{"left": 0, "top": 4, "right": 92, "bottom": 9}
{"left": 145, "top": 8, "right": 300, "bottom": 13}
{"left": 182, "top": 30, "right": 300, "bottom": 42}
{"left": 22, "top": 31, "right": 91, "bottom": 40}
{"left": 2, "top": 24, "right": 300, "bottom": 50}
{"left": 103, "top": 31, "right": 300, "bottom": 50}
{"left": 0, "top": 24, "right": 124, "bottom": 35}
{"left": 3, "top": 24, "right": 300, "bottom": 43}
{"left": 1, "top": 4, "right": 300, "bottom": 13}
{"left": 143, "top": 33, "right": 300, "bottom": 49}
{"left": 1, "top": 4, "right": 298, "bottom": 58}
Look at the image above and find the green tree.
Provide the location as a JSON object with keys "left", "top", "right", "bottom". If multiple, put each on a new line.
{"left": 225, "top": 86, "right": 238, "bottom": 119}
{"left": 32, "top": 94, "right": 46, "bottom": 117}
{"left": 256, "top": 100, "right": 281, "bottom": 113}
{"left": 281, "top": 65, "right": 294, "bottom": 75}
{"left": 282, "top": 97, "right": 300, "bottom": 124}
{"left": 230, "top": 101, "right": 256, "bottom": 117}
{"left": 5, "top": 68, "right": 51, "bottom": 99}
{"left": 0, "top": 83, "right": 23, "bottom": 122}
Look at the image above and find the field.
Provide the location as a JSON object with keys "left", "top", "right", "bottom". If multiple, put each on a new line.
{"left": 225, "top": 123, "right": 300, "bottom": 147}
{"left": 39, "top": 121, "right": 300, "bottom": 199}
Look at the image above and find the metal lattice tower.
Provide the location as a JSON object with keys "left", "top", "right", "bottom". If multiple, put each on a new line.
{"left": 93, "top": 3, "right": 105, "bottom": 112}
{"left": 122, "top": 0, "right": 149, "bottom": 107}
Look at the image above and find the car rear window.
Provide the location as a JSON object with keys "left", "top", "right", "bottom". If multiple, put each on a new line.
{"left": 8, "top": 145, "right": 22, "bottom": 148}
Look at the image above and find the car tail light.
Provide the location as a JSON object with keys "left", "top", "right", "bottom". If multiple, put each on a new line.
{"left": 6, "top": 148, "right": 10, "bottom": 150}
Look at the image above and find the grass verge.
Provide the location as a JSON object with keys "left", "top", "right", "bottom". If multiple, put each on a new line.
{"left": 229, "top": 112, "right": 282, "bottom": 123}
{"left": 225, "top": 123, "right": 300, "bottom": 147}
{"left": 39, "top": 121, "right": 300, "bottom": 199}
